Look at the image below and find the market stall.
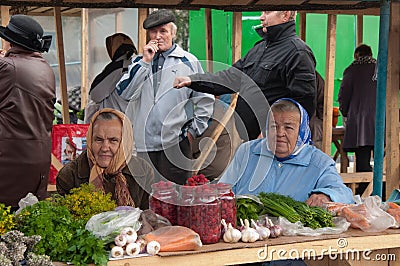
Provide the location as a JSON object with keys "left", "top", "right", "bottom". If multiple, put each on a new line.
{"left": 0, "top": 1, "right": 399, "bottom": 265}
{"left": 108, "top": 229, "right": 400, "bottom": 266}
{"left": 50, "top": 228, "right": 400, "bottom": 266}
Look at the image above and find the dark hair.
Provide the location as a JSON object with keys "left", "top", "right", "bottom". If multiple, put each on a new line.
{"left": 354, "top": 44, "right": 372, "bottom": 57}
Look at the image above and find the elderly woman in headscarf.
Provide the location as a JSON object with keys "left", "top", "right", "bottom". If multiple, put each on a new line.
{"left": 57, "top": 108, "right": 153, "bottom": 209}
{"left": 84, "top": 33, "right": 138, "bottom": 123}
{"left": 219, "top": 98, "right": 353, "bottom": 207}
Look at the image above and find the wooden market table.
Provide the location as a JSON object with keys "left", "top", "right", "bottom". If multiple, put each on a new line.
{"left": 53, "top": 229, "right": 400, "bottom": 266}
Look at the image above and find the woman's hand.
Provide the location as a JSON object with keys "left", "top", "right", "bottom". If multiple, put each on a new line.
{"left": 305, "top": 193, "right": 331, "bottom": 207}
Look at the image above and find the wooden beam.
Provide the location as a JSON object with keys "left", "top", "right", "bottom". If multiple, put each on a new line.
{"left": 205, "top": 8, "right": 213, "bottom": 72}
{"left": 299, "top": 11, "right": 306, "bottom": 41}
{"left": 54, "top": 7, "right": 70, "bottom": 124}
{"left": 232, "top": 12, "right": 242, "bottom": 64}
{"left": 137, "top": 8, "right": 148, "bottom": 54}
{"left": 385, "top": 1, "right": 400, "bottom": 199}
{"left": 322, "top": 14, "right": 337, "bottom": 154}
{"left": 304, "top": 8, "right": 379, "bottom": 16}
{"left": 1, "top": 6, "right": 10, "bottom": 51}
{"left": 357, "top": 15, "right": 363, "bottom": 44}
{"left": 80, "top": 8, "right": 88, "bottom": 110}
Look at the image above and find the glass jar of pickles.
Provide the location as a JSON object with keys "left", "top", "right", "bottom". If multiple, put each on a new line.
{"left": 189, "top": 185, "right": 221, "bottom": 244}
{"left": 149, "top": 181, "right": 178, "bottom": 225}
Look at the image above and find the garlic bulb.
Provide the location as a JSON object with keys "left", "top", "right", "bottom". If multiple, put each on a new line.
{"left": 126, "top": 242, "right": 141, "bottom": 256}
{"left": 240, "top": 219, "right": 259, "bottom": 243}
{"left": 114, "top": 234, "right": 127, "bottom": 247}
{"left": 251, "top": 219, "right": 270, "bottom": 240}
{"left": 111, "top": 246, "right": 124, "bottom": 258}
{"left": 146, "top": 240, "right": 161, "bottom": 255}
{"left": 267, "top": 218, "right": 283, "bottom": 238}
{"left": 221, "top": 219, "right": 241, "bottom": 243}
{"left": 121, "top": 227, "right": 138, "bottom": 244}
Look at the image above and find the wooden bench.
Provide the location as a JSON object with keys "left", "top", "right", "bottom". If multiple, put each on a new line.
{"left": 341, "top": 172, "right": 386, "bottom": 198}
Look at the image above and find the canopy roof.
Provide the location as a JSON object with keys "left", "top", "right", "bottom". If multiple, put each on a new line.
{"left": 6, "top": 0, "right": 381, "bottom": 16}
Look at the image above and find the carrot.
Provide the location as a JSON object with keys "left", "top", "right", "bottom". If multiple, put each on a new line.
{"left": 144, "top": 226, "right": 203, "bottom": 252}
{"left": 386, "top": 208, "right": 400, "bottom": 225}
{"left": 387, "top": 202, "right": 400, "bottom": 209}
{"left": 341, "top": 206, "right": 370, "bottom": 229}
{"left": 326, "top": 202, "right": 348, "bottom": 216}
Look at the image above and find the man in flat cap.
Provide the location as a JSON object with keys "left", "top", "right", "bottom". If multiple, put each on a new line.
{"left": 116, "top": 9, "right": 214, "bottom": 185}
{"left": 0, "top": 15, "right": 55, "bottom": 210}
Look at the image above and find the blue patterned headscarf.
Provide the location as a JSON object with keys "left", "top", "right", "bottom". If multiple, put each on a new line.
{"left": 266, "top": 98, "right": 312, "bottom": 160}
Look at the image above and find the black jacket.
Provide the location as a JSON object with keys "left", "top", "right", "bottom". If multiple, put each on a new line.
{"left": 189, "top": 21, "right": 316, "bottom": 140}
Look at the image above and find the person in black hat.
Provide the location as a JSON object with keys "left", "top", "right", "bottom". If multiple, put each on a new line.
{"left": 116, "top": 9, "right": 214, "bottom": 185}
{"left": 0, "top": 15, "right": 56, "bottom": 210}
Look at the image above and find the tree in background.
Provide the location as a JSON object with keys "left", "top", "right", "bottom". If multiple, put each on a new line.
{"left": 172, "top": 10, "right": 189, "bottom": 51}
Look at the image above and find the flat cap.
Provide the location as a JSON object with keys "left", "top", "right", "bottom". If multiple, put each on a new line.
{"left": 143, "top": 9, "right": 175, "bottom": 30}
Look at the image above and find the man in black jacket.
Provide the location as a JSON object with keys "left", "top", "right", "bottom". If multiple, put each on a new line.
{"left": 174, "top": 11, "right": 316, "bottom": 141}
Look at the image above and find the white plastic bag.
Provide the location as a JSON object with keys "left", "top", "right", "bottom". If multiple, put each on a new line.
{"left": 85, "top": 208, "right": 142, "bottom": 243}
{"left": 16, "top": 193, "right": 39, "bottom": 214}
{"left": 279, "top": 216, "right": 350, "bottom": 236}
{"left": 338, "top": 196, "right": 396, "bottom": 232}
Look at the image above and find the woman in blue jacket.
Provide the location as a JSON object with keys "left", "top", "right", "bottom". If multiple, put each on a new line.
{"left": 219, "top": 98, "right": 354, "bottom": 207}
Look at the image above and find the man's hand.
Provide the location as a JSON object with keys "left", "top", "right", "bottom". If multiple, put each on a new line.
{"left": 305, "top": 193, "right": 331, "bottom": 207}
{"left": 142, "top": 40, "right": 159, "bottom": 63}
{"left": 0, "top": 49, "right": 6, "bottom": 58}
{"left": 173, "top": 76, "right": 192, "bottom": 89}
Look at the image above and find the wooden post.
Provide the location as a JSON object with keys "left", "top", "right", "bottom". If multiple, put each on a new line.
{"left": 299, "top": 12, "right": 307, "bottom": 41}
{"left": 385, "top": 1, "right": 400, "bottom": 199}
{"left": 205, "top": 8, "right": 213, "bottom": 73}
{"left": 80, "top": 8, "right": 89, "bottom": 109}
{"left": 137, "top": 8, "right": 148, "bottom": 54}
{"left": 322, "top": 14, "right": 337, "bottom": 154}
{"left": 116, "top": 9, "right": 123, "bottom": 32}
{"left": 357, "top": 15, "right": 363, "bottom": 45}
{"left": 54, "top": 7, "right": 70, "bottom": 124}
{"left": 1, "top": 6, "right": 10, "bottom": 50}
{"left": 232, "top": 12, "right": 242, "bottom": 64}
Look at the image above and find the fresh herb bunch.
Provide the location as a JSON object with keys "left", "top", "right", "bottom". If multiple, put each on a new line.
{"left": 55, "top": 183, "right": 117, "bottom": 222}
{"left": 0, "top": 203, "right": 15, "bottom": 235}
{"left": 258, "top": 193, "right": 334, "bottom": 228}
{"left": 14, "top": 200, "right": 108, "bottom": 265}
{"left": 236, "top": 198, "right": 262, "bottom": 226}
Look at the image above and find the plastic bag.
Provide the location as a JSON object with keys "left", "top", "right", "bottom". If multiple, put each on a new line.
{"left": 50, "top": 124, "right": 89, "bottom": 184}
{"left": 15, "top": 193, "right": 39, "bottom": 214}
{"left": 279, "top": 216, "right": 350, "bottom": 237}
{"left": 338, "top": 196, "right": 396, "bottom": 232}
{"left": 143, "top": 226, "right": 202, "bottom": 252}
{"left": 383, "top": 202, "right": 400, "bottom": 227}
{"left": 85, "top": 209, "right": 142, "bottom": 243}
